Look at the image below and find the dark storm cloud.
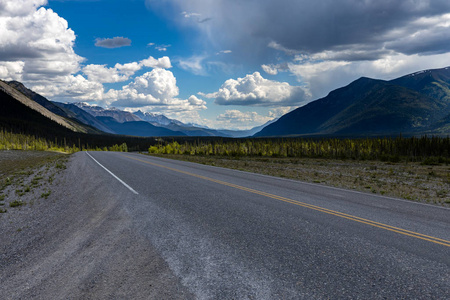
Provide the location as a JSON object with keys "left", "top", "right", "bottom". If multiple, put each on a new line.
{"left": 251, "top": 0, "right": 450, "bottom": 53}
{"left": 95, "top": 37, "right": 131, "bottom": 49}
{"left": 148, "top": 0, "right": 450, "bottom": 61}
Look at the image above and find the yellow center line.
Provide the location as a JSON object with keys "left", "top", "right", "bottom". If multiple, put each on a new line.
{"left": 123, "top": 154, "right": 450, "bottom": 247}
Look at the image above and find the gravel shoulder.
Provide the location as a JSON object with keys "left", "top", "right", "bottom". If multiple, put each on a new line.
{"left": 0, "top": 151, "right": 192, "bottom": 299}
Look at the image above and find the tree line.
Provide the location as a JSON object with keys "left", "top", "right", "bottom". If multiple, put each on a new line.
{"left": 149, "top": 136, "right": 450, "bottom": 163}
{"left": 0, "top": 129, "right": 129, "bottom": 153}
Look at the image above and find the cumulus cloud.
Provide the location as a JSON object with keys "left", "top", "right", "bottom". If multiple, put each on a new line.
{"left": 287, "top": 52, "right": 450, "bottom": 99}
{"left": 215, "top": 110, "right": 273, "bottom": 130}
{"left": 261, "top": 64, "right": 278, "bottom": 75}
{"left": 268, "top": 107, "right": 293, "bottom": 118}
{"left": 31, "top": 74, "right": 104, "bottom": 102}
{"left": 104, "top": 68, "right": 206, "bottom": 113}
{"left": 83, "top": 63, "right": 137, "bottom": 83}
{"left": 0, "top": 0, "right": 101, "bottom": 101}
{"left": 217, "top": 109, "right": 271, "bottom": 123}
{"left": 140, "top": 56, "right": 172, "bottom": 69}
{"left": 82, "top": 56, "right": 171, "bottom": 84}
{"left": 0, "top": 1, "right": 83, "bottom": 75}
{"left": 204, "top": 72, "right": 310, "bottom": 107}
{"left": 95, "top": 37, "right": 131, "bottom": 48}
{"left": 0, "top": 0, "right": 47, "bottom": 17}
{"left": 0, "top": 61, "right": 24, "bottom": 81}
{"left": 147, "top": 0, "right": 450, "bottom": 101}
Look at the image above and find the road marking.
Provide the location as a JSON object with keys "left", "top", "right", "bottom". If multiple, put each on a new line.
{"left": 86, "top": 152, "right": 138, "bottom": 195}
{"left": 123, "top": 154, "right": 450, "bottom": 247}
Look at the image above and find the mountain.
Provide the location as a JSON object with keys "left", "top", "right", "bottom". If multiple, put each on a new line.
{"left": 0, "top": 80, "right": 85, "bottom": 138}
{"left": 390, "top": 67, "right": 450, "bottom": 103}
{"left": 74, "top": 102, "right": 142, "bottom": 123}
{"left": 221, "top": 118, "right": 279, "bottom": 137}
{"left": 255, "top": 67, "right": 450, "bottom": 137}
{"left": 7, "top": 81, "right": 72, "bottom": 118}
{"left": 133, "top": 109, "right": 279, "bottom": 137}
{"left": 96, "top": 117, "right": 185, "bottom": 137}
{"left": 3, "top": 81, "right": 101, "bottom": 134}
{"left": 52, "top": 102, "right": 116, "bottom": 134}
{"left": 133, "top": 110, "right": 181, "bottom": 126}
{"left": 1, "top": 79, "right": 274, "bottom": 138}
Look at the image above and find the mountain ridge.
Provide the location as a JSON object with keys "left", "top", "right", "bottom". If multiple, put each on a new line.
{"left": 255, "top": 67, "right": 450, "bottom": 137}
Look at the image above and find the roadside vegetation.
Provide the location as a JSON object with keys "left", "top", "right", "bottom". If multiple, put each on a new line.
{"left": 0, "top": 151, "right": 70, "bottom": 214}
{"left": 1, "top": 127, "right": 449, "bottom": 206}
{"left": 148, "top": 136, "right": 450, "bottom": 163}
{"left": 0, "top": 129, "right": 129, "bottom": 153}
{"left": 147, "top": 136, "right": 450, "bottom": 206}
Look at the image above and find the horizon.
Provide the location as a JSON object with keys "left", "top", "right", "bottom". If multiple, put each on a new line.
{"left": 1, "top": 0, "right": 450, "bottom": 130}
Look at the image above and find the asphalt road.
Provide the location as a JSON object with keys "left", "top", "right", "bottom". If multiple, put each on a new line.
{"left": 83, "top": 151, "right": 450, "bottom": 299}
{"left": 2, "top": 151, "right": 448, "bottom": 299}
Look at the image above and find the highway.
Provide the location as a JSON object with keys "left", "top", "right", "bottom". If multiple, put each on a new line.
{"left": 2, "top": 151, "right": 448, "bottom": 299}
{"left": 83, "top": 151, "right": 450, "bottom": 299}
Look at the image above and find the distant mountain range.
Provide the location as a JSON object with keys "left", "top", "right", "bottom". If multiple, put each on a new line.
{"left": 0, "top": 81, "right": 268, "bottom": 137}
{"left": 255, "top": 67, "right": 450, "bottom": 137}
{"left": 0, "top": 80, "right": 100, "bottom": 138}
{"left": 70, "top": 102, "right": 266, "bottom": 137}
{"left": 2, "top": 67, "right": 450, "bottom": 139}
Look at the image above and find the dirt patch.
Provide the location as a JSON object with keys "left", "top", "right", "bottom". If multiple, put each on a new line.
{"left": 0, "top": 150, "right": 68, "bottom": 214}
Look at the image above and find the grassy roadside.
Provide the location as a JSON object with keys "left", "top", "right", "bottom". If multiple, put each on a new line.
{"left": 147, "top": 154, "right": 450, "bottom": 207}
{"left": 0, "top": 150, "right": 69, "bottom": 213}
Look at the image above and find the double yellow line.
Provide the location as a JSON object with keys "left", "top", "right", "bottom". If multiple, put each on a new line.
{"left": 124, "top": 155, "right": 450, "bottom": 247}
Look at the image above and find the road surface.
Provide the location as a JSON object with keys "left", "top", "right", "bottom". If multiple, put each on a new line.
{"left": 2, "top": 151, "right": 449, "bottom": 299}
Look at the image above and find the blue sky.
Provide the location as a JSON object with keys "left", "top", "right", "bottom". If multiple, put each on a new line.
{"left": 2, "top": 0, "right": 450, "bottom": 129}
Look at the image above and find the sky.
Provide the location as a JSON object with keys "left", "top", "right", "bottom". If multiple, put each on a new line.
{"left": 2, "top": 0, "right": 450, "bottom": 130}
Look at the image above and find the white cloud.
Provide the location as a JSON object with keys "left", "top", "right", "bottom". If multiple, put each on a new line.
{"left": 95, "top": 37, "right": 131, "bottom": 48}
{"left": 181, "top": 11, "right": 201, "bottom": 18}
{"left": 181, "top": 11, "right": 211, "bottom": 23}
{"left": 147, "top": 42, "right": 171, "bottom": 52}
{"left": 0, "top": 61, "right": 24, "bottom": 81}
{"left": 104, "top": 68, "right": 206, "bottom": 113}
{"left": 268, "top": 107, "right": 292, "bottom": 118}
{"left": 82, "top": 56, "right": 171, "bottom": 84}
{"left": 83, "top": 64, "right": 130, "bottom": 83}
{"left": 156, "top": 45, "right": 171, "bottom": 52}
{"left": 140, "top": 56, "right": 172, "bottom": 69}
{"left": 0, "top": 0, "right": 47, "bottom": 17}
{"left": 205, "top": 72, "right": 310, "bottom": 107}
{"left": 0, "top": 0, "right": 100, "bottom": 102}
{"left": 147, "top": 0, "right": 450, "bottom": 104}
{"left": 261, "top": 64, "right": 278, "bottom": 75}
{"left": 217, "top": 50, "right": 232, "bottom": 55}
{"left": 0, "top": 0, "right": 208, "bottom": 120}
{"left": 178, "top": 55, "right": 207, "bottom": 75}
{"left": 285, "top": 52, "right": 450, "bottom": 100}
{"left": 31, "top": 74, "right": 104, "bottom": 102}
{"left": 215, "top": 110, "right": 273, "bottom": 130}
{"left": 0, "top": 2, "right": 83, "bottom": 77}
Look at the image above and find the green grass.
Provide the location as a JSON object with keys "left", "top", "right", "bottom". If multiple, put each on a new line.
{"left": 9, "top": 200, "right": 25, "bottom": 207}
{"left": 41, "top": 191, "right": 51, "bottom": 199}
{"left": 0, "top": 151, "right": 67, "bottom": 180}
